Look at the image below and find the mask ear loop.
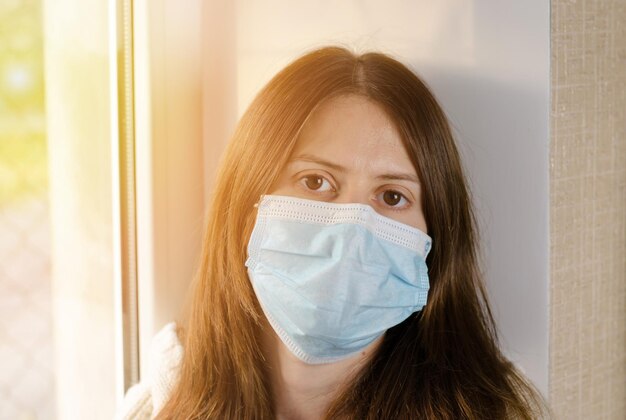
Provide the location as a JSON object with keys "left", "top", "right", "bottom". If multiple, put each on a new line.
{"left": 253, "top": 192, "right": 276, "bottom": 208}
{"left": 253, "top": 194, "right": 262, "bottom": 208}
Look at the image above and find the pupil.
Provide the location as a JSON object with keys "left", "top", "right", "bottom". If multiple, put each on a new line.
{"left": 306, "top": 176, "right": 322, "bottom": 190}
{"left": 383, "top": 191, "right": 401, "bottom": 205}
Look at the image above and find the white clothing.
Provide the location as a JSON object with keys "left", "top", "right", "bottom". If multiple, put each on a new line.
{"left": 114, "top": 322, "right": 183, "bottom": 420}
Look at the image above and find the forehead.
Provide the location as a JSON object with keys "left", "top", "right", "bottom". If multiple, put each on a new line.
{"left": 291, "top": 94, "right": 415, "bottom": 172}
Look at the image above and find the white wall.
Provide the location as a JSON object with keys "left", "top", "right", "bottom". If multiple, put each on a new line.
{"left": 235, "top": 0, "right": 550, "bottom": 394}
{"left": 43, "top": 0, "right": 117, "bottom": 417}
{"left": 133, "top": 0, "right": 210, "bottom": 382}
{"left": 132, "top": 0, "right": 238, "bottom": 384}
{"left": 135, "top": 0, "right": 550, "bottom": 397}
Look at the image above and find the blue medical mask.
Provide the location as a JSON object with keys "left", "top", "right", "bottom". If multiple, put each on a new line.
{"left": 245, "top": 194, "right": 432, "bottom": 364}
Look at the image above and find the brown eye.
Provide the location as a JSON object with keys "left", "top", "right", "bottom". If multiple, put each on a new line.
{"left": 304, "top": 175, "right": 323, "bottom": 190}
{"left": 383, "top": 190, "right": 403, "bottom": 206}
{"left": 299, "top": 174, "right": 334, "bottom": 192}
{"left": 377, "top": 189, "right": 411, "bottom": 210}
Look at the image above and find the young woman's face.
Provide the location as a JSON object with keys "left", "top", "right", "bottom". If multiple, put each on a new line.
{"left": 270, "top": 93, "right": 427, "bottom": 233}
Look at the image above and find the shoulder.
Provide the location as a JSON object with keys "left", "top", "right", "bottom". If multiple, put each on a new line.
{"left": 115, "top": 322, "right": 184, "bottom": 420}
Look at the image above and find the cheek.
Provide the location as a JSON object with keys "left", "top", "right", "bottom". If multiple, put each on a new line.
{"left": 414, "top": 212, "right": 428, "bottom": 235}
{"left": 395, "top": 212, "right": 425, "bottom": 231}
{"left": 379, "top": 206, "right": 427, "bottom": 233}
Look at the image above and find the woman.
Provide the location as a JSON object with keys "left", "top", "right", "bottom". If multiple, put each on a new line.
{"left": 118, "top": 45, "right": 547, "bottom": 419}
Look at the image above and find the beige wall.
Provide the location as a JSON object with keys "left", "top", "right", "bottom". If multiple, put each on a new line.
{"left": 550, "top": 0, "right": 626, "bottom": 418}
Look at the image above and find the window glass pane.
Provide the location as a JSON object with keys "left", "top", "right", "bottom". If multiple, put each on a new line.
{"left": 0, "top": 0, "right": 55, "bottom": 418}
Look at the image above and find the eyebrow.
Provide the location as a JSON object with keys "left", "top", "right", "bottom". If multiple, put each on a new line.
{"left": 289, "top": 153, "right": 421, "bottom": 184}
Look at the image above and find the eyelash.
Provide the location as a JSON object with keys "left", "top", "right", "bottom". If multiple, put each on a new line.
{"left": 296, "top": 173, "right": 412, "bottom": 211}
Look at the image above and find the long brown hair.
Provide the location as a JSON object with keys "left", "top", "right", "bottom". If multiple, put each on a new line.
{"left": 155, "top": 45, "right": 548, "bottom": 419}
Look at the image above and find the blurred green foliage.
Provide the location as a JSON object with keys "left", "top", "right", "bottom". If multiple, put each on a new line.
{"left": 0, "top": 0, "right": 47, "bottom": 206}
